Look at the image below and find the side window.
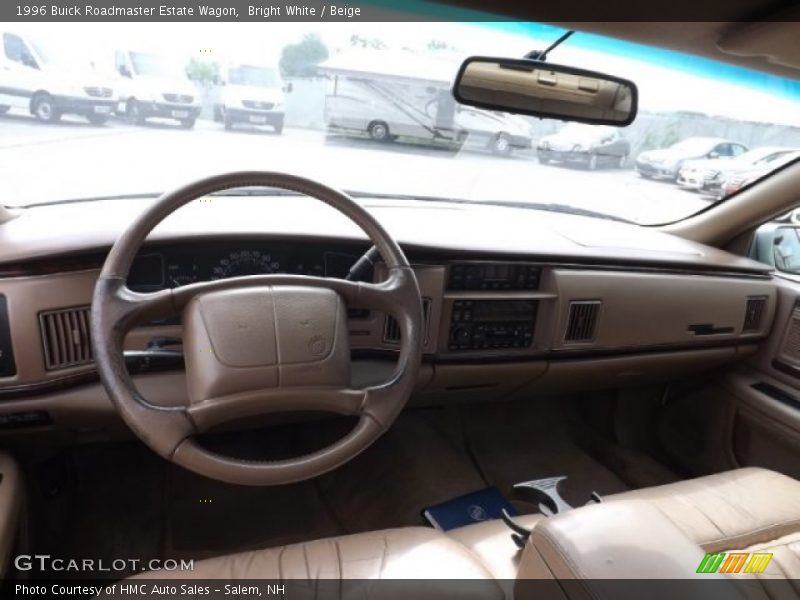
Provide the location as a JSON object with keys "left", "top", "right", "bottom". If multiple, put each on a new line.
{"left": 750, "top": 211, "right": 800, "bottom": 277}
{"left": 3, "top": 33, "right": 24, "bottom": 63}
{"left": 714, "top": 143, "right": 733, "bottom": 157}
{"left": 732, "top": 144, "right": 747, "bottom": 156}
{"left": 3, "top": 34, "right": 36, "bottom": 68}
{"left": 114, "top": 51, "right": 130, "bottom": 77}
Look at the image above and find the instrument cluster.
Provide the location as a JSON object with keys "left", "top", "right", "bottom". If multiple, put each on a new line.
{"left": 128, "top": 240, "right": 364, "bottom": 292}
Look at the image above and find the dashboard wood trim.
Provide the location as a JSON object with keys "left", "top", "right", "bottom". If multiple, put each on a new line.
{"left": 0, "top": 340, "right": 765, "bottom": 401}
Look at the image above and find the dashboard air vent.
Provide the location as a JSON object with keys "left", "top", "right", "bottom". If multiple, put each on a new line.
{"left": 39, "top": 306, "right": 93, "bottom": 370}
{"left": 384, "top": 298, "right": 431, "bottom": 344}
{"left": 780, "top": 303, "right": 800, "bottom": 361}
{"left": 564, "top": 301, "right": 601, "bottom": 344}
{"left": 742, "top": 296, "right": 768, "bottom": 333}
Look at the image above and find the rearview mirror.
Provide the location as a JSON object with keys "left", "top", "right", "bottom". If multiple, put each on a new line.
{"left": 453, "top": 57, "right": 638, "bottom": 126}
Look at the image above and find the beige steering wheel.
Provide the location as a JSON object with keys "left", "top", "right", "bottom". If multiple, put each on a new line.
{"left": 91, "top": 172, "right": 423, "bottom": 486}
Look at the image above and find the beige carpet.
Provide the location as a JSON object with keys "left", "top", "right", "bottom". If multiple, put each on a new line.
{"left": 29, "top": 395, "right": 679, "bottom": 569}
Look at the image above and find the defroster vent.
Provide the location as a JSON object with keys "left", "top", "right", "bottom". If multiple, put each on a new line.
{"left": 39, "top": 306, "right": 93, "bottom": 370}
{"left": 564, "top": 301, "right": 601, "bottom": 343}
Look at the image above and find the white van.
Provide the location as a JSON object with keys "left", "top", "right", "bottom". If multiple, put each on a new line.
{"left": 212, "top": 63, "right": 289, "bottom": 133}
{"left": 113, "top": 49, "right": 201, "bottom": 128}
{"left": 0, "top": 30, "right": 116, "bottom": 125}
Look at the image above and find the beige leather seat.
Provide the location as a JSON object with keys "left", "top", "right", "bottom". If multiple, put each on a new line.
{"left": 130, "top": 467, "right": 800, "bottom": 586}
{"left": 517, "top": 468, "right": 800, "bottom": 600}
{"left": 607, "top": 467, "right": 800, "bottom": 572}
{"left": 137, "top": 526, "right": 495, "bottom": 580}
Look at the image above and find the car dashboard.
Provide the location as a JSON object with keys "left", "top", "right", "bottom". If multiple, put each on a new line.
{"left": 0, "top": 195, "right": 779, "bottom": 436}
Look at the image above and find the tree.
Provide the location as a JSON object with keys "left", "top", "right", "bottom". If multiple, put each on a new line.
{"left": 427, "top": 39, "right": 449, "bottom": 51}
{"left": 280, "top": 34, "right": 329, "bottom": 78}
{"left": 185, "top": 58, "right": 219, "bottom": 86}
{"left": 349, "top": 34, "right": 386, "bottom": 50}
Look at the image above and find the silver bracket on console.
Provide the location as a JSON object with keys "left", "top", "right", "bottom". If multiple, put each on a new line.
{"left": 512, "top": 476, "right": 573, "bottom": 516}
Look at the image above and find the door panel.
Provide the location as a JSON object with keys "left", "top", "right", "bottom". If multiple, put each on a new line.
{"left": 726, "top": 277, "right": 800, "bottom": 476}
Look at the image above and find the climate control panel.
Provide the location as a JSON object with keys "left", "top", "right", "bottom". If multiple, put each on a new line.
{"left": 448, "top": 263, "right": 540, "bottom": 291}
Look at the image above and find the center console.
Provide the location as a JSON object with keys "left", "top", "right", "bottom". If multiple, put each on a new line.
{"left": 448, "top": 299, "right": 537, "bottom": 351}
{"left": 442, "top": 263, "right": 549, "bottom": 356}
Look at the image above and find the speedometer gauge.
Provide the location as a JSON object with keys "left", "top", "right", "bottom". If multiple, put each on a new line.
{"left": 211, "top": 250, "right": 280, "bottom": 279}
{"left": 165, "top": 259, "right": 199, "bottom": 288}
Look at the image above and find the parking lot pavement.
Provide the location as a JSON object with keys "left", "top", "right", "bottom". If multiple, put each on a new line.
{"left": 0, "top": 114, "right": 712, "bottom": 225}
{"left": 0, "top": 113, "right": 136, "bottom": 149}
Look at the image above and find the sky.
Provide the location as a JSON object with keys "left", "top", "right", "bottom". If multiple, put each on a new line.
{"left": 11, "top": 21, "right": 800, "bottom": 126}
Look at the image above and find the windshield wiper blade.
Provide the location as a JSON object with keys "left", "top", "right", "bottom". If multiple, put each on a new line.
{"left": 484, "top": 200, "right": 635, "bottom": 224}
{"left": 18, "top": 192, "right": 162, "bottom": 208}
{"left": 346, "top": 190, "right": 463, "bottom": 203}
{"left": 346, "top": 191, "right": 633, "bottom": 224}
{"left": 16, "top": 186, "right": 302, "bottom": 208}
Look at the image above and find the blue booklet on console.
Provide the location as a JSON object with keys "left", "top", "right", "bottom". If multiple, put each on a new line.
{"left": 423, "top": 487, "right": 517, "bottom": 531}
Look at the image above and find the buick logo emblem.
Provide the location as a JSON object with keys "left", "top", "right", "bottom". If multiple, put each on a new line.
{"left": 308, "top": 335, "right": 327, "bottom": 356}
{"left": 468, "top": 505, "right": 487, "bottom": 521}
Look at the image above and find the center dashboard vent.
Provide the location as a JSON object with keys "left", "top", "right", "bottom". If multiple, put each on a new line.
{"left": 742, "top": 296, "right": 768, "bottom": 333}
{"left": 384, "top": 298, "right": 431, "bottom": 345}
{"left": 39, "top": 306, "right": 93, "bottom": 370}
{"left": 564, "top": 300, "right": 601, "bottom": 344}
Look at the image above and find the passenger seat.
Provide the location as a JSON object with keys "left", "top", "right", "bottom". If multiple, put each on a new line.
{"left": 514, "top": 467, "right": 800, "bottom": 600}
{"left": 605, "top": 467, "right": 800, "bottom": 568}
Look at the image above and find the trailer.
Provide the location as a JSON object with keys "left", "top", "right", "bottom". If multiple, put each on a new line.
{"left": 318, "top": 50, "right": 532, "bottom": 156}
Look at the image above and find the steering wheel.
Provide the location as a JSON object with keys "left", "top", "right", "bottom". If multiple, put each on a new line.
{"left": 90, "top": 172, "right": 423, "bottom": 486}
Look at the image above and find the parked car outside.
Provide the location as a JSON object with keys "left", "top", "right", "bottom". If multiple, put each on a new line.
{"left": 636, "top": 136, "right": 748, "bottom": 181}
{"left": 720, "top": 150, "right": 800, "bottom": 198}
{"left": 677, "top": 146, "right": 799, "bottom": 193}
{"left": 537, "top": 123, "right": 630, "bottom": 169}
{"left": 0, "top": 30, "right": 115, "bottom": 125}
{"left": 113, "top": 48, "right": 201, "bottom": 128}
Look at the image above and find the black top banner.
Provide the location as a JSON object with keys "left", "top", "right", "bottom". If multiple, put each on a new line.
{"left": 4, "top": 0, "right": 799, "bottom": 22}
{"left": 3, "top": 0, "right": 464, "bottom": 22}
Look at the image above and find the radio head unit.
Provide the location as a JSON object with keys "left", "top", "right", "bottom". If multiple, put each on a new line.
{"left": 449, "top": 299, "right": 537, "bottom": 351}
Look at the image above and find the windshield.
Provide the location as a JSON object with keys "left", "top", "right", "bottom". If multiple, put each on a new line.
{"left": 1, "top": 22, "right": 799, "bottom": 226}
{"left": 667, "top": 138, "right": 718, "bottom": 153}
{"left": 130, "top": 51, "right": 183, "bottom": 77}
{"left": 29, "top": 39, "right": 100, "bottom": 71}
{"left": 753, "top": 149, "right": 798, "bottom": 165}
{"left": 555, "top": 124, "right": 614, "bottom": 141}
{"left": 228, "top": 65, "right": 278, "bottom": 87}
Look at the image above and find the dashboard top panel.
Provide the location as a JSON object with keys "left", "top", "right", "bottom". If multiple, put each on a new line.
{"left": 0, "top": 196, "right": 773, "bottom": 276}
